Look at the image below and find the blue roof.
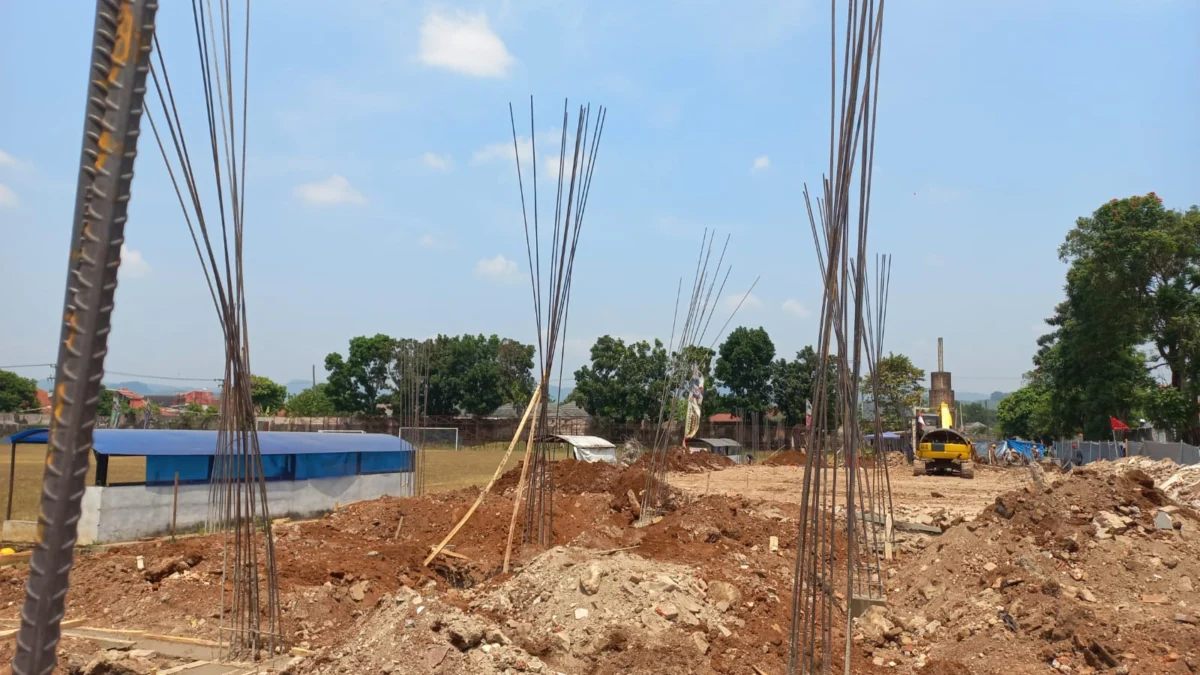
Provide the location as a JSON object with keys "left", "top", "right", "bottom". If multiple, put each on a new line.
{"left": 1, "top": 428, "right": 411, "bottom": 457}
{"left": 865, "top": 432, "right": 902, "bottom": 440}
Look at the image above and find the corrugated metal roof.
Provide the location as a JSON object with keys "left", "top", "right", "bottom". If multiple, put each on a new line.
{"left": 696, "top": 437, "right": 742, "bottom": 449}
{"left": 2, "top": 428, "right": 411, "bottom": 457}
{"left": 537, "top": 434, "right": 616, "bottom": 449}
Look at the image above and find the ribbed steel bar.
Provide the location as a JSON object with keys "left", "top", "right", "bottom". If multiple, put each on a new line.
{"left": 14, "top": 3, "right": 158, "bottom": 673}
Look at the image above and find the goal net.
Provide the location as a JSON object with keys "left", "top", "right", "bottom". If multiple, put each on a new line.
{"left": 400, "top": 427, "right": 460, "bottom": 451}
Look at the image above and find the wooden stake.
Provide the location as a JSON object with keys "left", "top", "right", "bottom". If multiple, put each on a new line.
{"left": 502, "top": 384, "right": 545, "bottom": 573}
{"left": 171, "top": 472, "right": 179, "bottom": 539}
{"left": 704, "top": 470, "right": 711, "bottom": 495}
{"left": 392, "top": 515, "right": 405, "bottom": 541}
{"left": 423, "top": 387, "right": 541, "bottom": 567}
{"left": 884, "top": 513, "right": 893, "bottom": 561}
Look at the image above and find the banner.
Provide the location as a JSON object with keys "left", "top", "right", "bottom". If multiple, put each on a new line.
{"left": 684, "top": 366, "right": 704, "bottom": 441}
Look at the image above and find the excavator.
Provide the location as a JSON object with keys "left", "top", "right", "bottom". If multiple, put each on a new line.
{"left": 912, "top": 401, "right": 975, "bottom": 479}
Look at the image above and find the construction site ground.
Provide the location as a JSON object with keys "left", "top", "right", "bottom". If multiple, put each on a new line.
{"left": 1, "top": 451, "right": 1198, "bottom": 674}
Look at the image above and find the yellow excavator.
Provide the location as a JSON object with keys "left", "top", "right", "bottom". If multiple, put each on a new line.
{"left": 912, "top": 401, "right": 974, "bottom": 479}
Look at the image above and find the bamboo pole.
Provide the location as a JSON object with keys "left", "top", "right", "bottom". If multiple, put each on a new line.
{"left": 423, "top": 387, "right": 541, "bottom": 567}
{"left": 503, "top": 383, "right": 545, "bottom": 573}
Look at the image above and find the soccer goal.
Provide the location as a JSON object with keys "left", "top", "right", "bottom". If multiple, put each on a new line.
{"left": 400, "top": 427, "right": 461, "bottom": 451}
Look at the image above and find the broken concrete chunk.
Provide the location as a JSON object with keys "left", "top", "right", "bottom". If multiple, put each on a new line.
{"left": 1155, "top": 511, "right": 1175, "bottom": 531}
{"left": 579, "top": 563, "right": 601, "bottom": 596}
{"left": 655, "top": 602, "right": 680, "bottom": 620}
{"left": 707, "top": 580, "right": 742, "bottom": 607}
{"left": 691, "top": 631, "right": 710, "bottom": 655}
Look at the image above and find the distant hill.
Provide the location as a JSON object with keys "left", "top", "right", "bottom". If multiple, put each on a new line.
{"left": 37, "top": 378, "right": 191, "bottom": 395}
{"left": 957, "top": 391, "right": 1009, "bottom": 404}
{"left": 549, "top": 384, "right": 574, "bottom": 402}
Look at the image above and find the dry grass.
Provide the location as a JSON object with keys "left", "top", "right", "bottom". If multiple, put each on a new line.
{"left": 0, "top": 443, "right": 566, "bottom": 522}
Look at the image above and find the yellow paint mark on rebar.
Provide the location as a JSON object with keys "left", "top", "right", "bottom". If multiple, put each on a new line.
{"left": 107, "top": 2, "right": 134, "bottom": 85}
{"left": 54, "top": 381, "right": 68, "bottom": 419}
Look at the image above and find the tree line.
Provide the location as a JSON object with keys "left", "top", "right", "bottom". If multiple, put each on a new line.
{"left": 998, "top": 194, "right": 1200, "bottom": 443}
{"left": 568, "top": 327, "right": 926, "bottom": 431}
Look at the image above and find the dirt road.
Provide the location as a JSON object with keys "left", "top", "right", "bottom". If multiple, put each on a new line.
{"left": 668, "top": 463, "right": 1030, "bottom": 519}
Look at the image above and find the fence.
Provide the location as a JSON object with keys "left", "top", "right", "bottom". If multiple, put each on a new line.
{"left": 1051, "top": 439, "right": 1200, "bottom": 468}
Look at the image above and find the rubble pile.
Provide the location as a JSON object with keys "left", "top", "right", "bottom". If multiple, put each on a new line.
{"left": 869, "top": 467, "right": 1200, "bottom": 674}
{"left": 1092, "top": 456, "right": 1200, "bottom": 510}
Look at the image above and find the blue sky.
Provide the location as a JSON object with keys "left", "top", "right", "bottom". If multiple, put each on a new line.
{"left": 1, "top": 0, "right": 1196, "bottom": 395}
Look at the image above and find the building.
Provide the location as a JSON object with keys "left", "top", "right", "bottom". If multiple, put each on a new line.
{"left": 0, "top": 428, "right": 415, "bottom": 544}
{"left": 114, "top": 388, "right": 148, "bottom": 410}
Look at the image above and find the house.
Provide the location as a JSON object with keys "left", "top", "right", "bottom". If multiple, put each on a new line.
{"left": 34, "top": 389, "right": 52, "bottom": 413}
{"left": 114, "top": 388, "right": 147, "bottom": 410}
{"left": 180, "top": 390, "right": 218, "bottom": 407}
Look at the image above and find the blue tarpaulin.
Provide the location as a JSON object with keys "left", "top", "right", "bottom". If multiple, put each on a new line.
{"left": 4, "top": 428, "right": 414, "bottom": 485}
{"left": 864, "top": 432, "right": 902, "bottom": 440}
{"left": 997, "top": 439, "right": 1045, "bottom": 461}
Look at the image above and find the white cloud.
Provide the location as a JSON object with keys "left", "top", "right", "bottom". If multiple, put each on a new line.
{"left": 0, "top": 150, "right": 17, "bottom": 168}
{"left": 475, "top": 254, "right": 521, "bottom": 282}
{"left": 419, "top": 10, "right": 514, "bottom": 78}
{"left": 723, "top": 292, "right": 763, "bottom": 314}
{"left": 0, "top": 183, "right": 17, "bottom": 208}
{"left": 423, "top": 152, "right": 453, "bottom": 171}
{"left": 473, "top": 131, "right": 573, "bottom": 166}
{"left": 782, "top": 298, "right": 810, "bottom": 318}
{"left": 293, "top": 175, "right": 366, "bottom": 206}
{"left": 120, "top": 245, "right": 150, "bottom": 278}
{"left": 420, "top": 234, "right": 436, "bottom": 247}
{"left": 752, "top": 155, "right": 770, "bottom": 172}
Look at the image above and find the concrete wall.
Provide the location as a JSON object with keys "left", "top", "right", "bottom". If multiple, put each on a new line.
{"left": 76, "top": 471, "right": 414, "bottom": 545}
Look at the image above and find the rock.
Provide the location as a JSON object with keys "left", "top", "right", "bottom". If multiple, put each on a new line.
{"left": 80, "top": 655, "right": 143, "bottom": 675}
{"left": 921, "top": 584, "right": 942, "bottom": 601}
{"left": 677, "top": 595, "right": 704, "bottom": 614}
{"left": 922, "top": 620, "right": 942, "bottom": 636}
{"left": 1078, "top": 587, "right": 1097, "bottom": 603}
{"left": 574, "top": 607, "right": 589, "bottom": 620}
{"left": 1180, "top": 576, "right": 1195, "bottom": 593}
{"left": 1141, "top": 594, "right": 1170, "bottom": 604}
{"left": 656, "top": 603, "right": 680, "bottom": 620}
{"left": 1093, "top": 511, "right": 1129, "bottom": 534}
{"left": 983, "top": 562, "right": 997, "bottom": 573}
{"left": 446, "top": 617, "right": 485, "bottom": 651}
{"left": 579, "top": 563, "right": 601, "bottom": 596}
{"left": 873, "top": 657, "right": 885, "bottom": 667}
{"left": 1155, "top": 511, "right": 1175, "bottom": 531}
{"left": 128, "top": 649, "right": 155, "bottom": 659}
{"left": 857, "top": 606, "right": 895, "bottom": 646}
{"left": 349, "top": 581, "right": 367, "bottom": 602}
{"left": 707, "top": 580, "right": 742, "bottom": 608}
{"left": 1174, "top": 614, "right": 1198, "bottom": 625}
{"left": 692, "top": 631, "right": 710, "bottom": 655}
{"left": 143, "top": 554, "right": 202, "bottom": 583}
{"left": 718, "top": 624, "right": 732, "bottom": 637}
{"left": 640, "top": 609, "right": 671, "bottom": 634}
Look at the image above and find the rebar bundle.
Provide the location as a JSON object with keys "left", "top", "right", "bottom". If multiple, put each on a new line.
{"left": 508, "top": 98, "right": 606, "bottom": 548}
{"left": 143, "top": 0, "right": 280, "bottom": 657}
{"left": 787, "top": 0, "right": 888, "bottom": 673}
{"left": 639, "top": 232, "right": 758, "bottom": 524}
{"left": 394, "top": 339, "right": 431, "bottom": 496}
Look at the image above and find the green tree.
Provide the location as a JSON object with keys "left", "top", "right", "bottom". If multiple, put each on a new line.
{"left": 496, "top": 338, "right": 537, "bottom": 408}
{"left": 996, "top": 382, "right": 1055, "bottom": 442}
{"left": 325, "top": 334, "right": 397, "bottom": 415}
{"left": 249, "top": 375, "right": 287, "bottom": 413}
{"left": 960, "top": 401, "right": 998, "bottom": 428}
{"left": 286, "top": 383, "right": 337, "bottom": 417}
{"left": 570, "top": 336, "right": 669, "bottom": 422}
{"left": 770, "top": 346, "right": 837, "bottom": 427}
{"left": 715, "top": 327, "right": 776, "bottom": 414}
{"left": 862, "top": 353, "right": 925, "bottom": 431}
{"left": 0, "top": 370, "right": 38, "bottom": 413}
{"left": 97, "top": 388, "right": 115, "bottom": 418}
{"left": 1048, "top": 195, "right": 1200, "bottom": 440}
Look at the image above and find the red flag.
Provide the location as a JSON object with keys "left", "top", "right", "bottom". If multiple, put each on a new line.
{"left": 1110, "top": 416, "right": 1130, "bottom": 431}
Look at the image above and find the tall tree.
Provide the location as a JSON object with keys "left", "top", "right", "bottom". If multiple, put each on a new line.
{"left": 424, "top": 334, "right": 535, "bottom": 417}
{"left": 249, "top": 375, "right": 287, "bottom": 413}
{"left": 0, "top": 370, "right": 38, "bottom": 413}
{"left": 97, "top": 388, "right": 115, "bottom": 418}
{"left": 996, "top": 381, "right": 1054, "bottom": 442}
{"left": 286, "top": 383, "right": 336, "bottom": 417}
{"left": 496, "top": 337, "right": 537, "bottom": 408}
{"left": 771, "top": 346, "right": 837, "bottom": 427}
{"left": 325, "top": 334, "right": 397, "bottom": 415}
{"left": 570, "top": 336, "right": 669, "bottom": 422}
{"left": 715, "top": 327, "right": 776, "bottom": 414}
{"left": 862, "top": 353, "right": 925, "bottom": 431}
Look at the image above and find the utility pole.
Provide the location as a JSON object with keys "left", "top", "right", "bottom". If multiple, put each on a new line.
{"left": 312, "top": 364, "right": 316, "bottom": 389}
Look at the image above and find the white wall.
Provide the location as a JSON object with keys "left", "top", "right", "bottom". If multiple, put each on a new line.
{"left": 76, "top": 472, "right": 414, "bottom": 545}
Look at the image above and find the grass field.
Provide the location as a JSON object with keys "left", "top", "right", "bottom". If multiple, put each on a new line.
{"left": 0, "top": 442, "right": 567, "bottom": 522}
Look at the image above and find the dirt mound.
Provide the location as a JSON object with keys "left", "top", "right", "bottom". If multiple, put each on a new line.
{"left": 763, "top": 450, "right": 806, "bottom": 466}
{"left": 876, "top": 467, "right": 1200, "bottom": 673}
{"left": 636, "top": 447, "right": 733, "bottom": 473}
{"left": 496, "top": 458, "right": 623, "bottom": 494}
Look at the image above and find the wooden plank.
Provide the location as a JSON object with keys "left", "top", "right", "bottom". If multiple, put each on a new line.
{"left": 291, "top": 647, "right": 316, "bottom": 656}
{"left": 157, "top": 662, "right": 213, "bottom": 675}
{"left": 424, "top": 387, "right": 541, "bottom": 567}
{"left": 142, "top": 632, "right": 221, "bottom": 647}
{"left": 503, "top": 383, "right": 545, "bottom": 573}
{"left": 0, "top": 551, "right": 32, "bottom": 567}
